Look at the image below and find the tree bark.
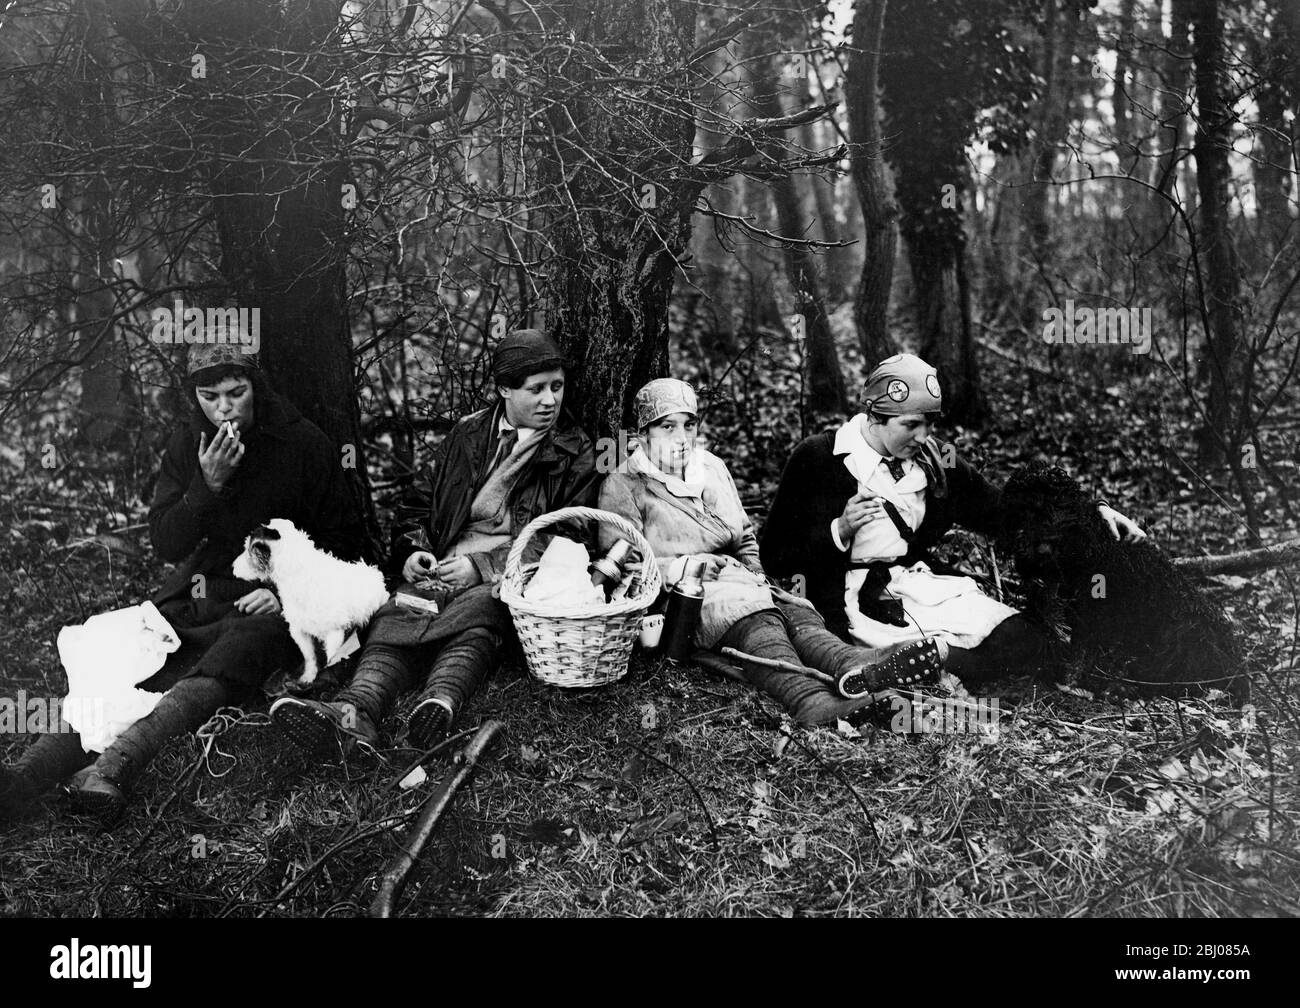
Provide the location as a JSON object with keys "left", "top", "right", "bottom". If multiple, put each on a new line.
{"left": 538, "top": 0, "right": 696, "bottom": 438}
{"left": 751, "top": 55, "right": 848, "bottom": 416}
{"left": 1189, "top": 0, "right": 1244, "bottom": 462}
{"left": 845, "top": 0, "right": 898, "bottom": 364}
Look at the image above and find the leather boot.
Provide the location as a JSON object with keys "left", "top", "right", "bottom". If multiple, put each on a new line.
{"left": 273, "top": 642, "right": 415, "bottom": 757}
{"left": 779, "top": 601, "right": 945, "bottom": 698}
{"left": 719, "top": 612, "right": 874, "bottom": 726}
{"left": 0, "top": 727, "right": 93, "bottom": 822}
{"left": 72, "top": 676, "right": 229, "bottom": 824}
{"left": 407, "top": 628, "right": 501, "bottom": 750}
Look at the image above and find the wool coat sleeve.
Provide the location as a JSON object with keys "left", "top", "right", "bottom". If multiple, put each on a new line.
{"left": 926, "top": 448, "right": 1004, "bottom": 543}
{"left": 386, "top": 423, "right": 466, "bottom": 582}
{"left": 759, "top": 435, "right": 845, "bottom": 583}
{"left": 148, "top": 428, "right": 229, "bottom": 564}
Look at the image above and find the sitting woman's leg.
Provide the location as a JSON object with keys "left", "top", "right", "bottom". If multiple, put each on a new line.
{"left": 72, "top": 675, "right": 232, "bottom": 820}
{"left": 71, "top": 610, "right": 295, "bottom": 821}
{"left": 0, "top": 726, "right": 94, "bottom": 820}
{"left": 407, "top": 627, "right": 503, "bottom": 749}
{"left": 779, "top": 600, "right": 945, "bottom": 698}
{"left": 944, "top": 615, "right": 1051, "bottom": 685}
{"left": 718, "top": 611, "right": 875, "bottom": 726}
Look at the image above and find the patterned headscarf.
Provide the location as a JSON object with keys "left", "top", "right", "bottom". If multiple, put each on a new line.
{"left": 634, "top": 378, "right": 698, "bottom": 430}
{"left": 861, "top": 353, "right": 942, "bottom": 416}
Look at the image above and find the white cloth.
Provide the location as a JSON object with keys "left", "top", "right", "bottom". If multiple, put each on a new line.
{"left": 833, "top": 415, "right": 1016, "bottom": 649}
{"left": 524, "top": 535, "right": 604, "bottom": 606}
{"left": 57, "top": 602, "right": 181, "bottom": 753}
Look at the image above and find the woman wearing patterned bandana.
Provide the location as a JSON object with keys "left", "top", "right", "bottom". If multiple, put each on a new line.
{"left": 761, "top": 353, "right": 1146, "bottom": 687}
{"left": 598, "top": 378, "right": 948, "bottom": 725}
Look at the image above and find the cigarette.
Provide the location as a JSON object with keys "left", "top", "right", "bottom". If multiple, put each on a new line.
{"left": 224, "top": 421, "right": 236, "bottom": 438}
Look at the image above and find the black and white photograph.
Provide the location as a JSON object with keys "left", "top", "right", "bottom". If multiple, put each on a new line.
{"left": 0, "top": 0, "right": 1295, "bottom": 945}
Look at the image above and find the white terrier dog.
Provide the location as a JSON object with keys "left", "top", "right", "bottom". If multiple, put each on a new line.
{"left": 232, "top": 518, "right": 388, "bottom": 686}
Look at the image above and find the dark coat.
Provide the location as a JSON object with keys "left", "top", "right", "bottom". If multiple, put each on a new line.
{"left": 760, "top": 431, "right": 1002, "bottom": 638}
{"left": 370, "top": 402, "right": 599, "bottom": 649}
{"left": 144, "top": 390, "right": 366, "bottom": 687}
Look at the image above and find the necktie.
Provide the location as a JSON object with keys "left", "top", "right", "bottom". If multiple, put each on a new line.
{"left": 489, "top": 428, "right": 519, "bottom": 472}
{"left": 883, "top": 456, "right": 906, "bottom": 481}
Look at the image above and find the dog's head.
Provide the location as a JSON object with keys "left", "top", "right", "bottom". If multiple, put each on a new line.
{"left": 232, "top": 518, "right": 311, "bottom": 584}
{"left": 1001, "top": 463, "right": 1102, "bottom": 575}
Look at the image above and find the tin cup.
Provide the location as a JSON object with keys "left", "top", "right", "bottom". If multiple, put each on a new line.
{"left": 639, "top": 613, "right": 665, "bottom": 649}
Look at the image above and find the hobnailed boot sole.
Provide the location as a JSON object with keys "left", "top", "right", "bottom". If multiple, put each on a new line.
{"left": 838, "top": 639, "right": 944, "bottom": 699}
{"left": 69, "top": 774, "right": 127, "bottom": 825}
{"left": 270, "top": 696, "right": 339, "bottom": 753}
{"left": 406, "top": 698, "right": 453, "bottom": 751}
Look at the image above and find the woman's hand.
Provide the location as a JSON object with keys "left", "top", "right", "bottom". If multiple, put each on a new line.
{"left": 837, "top": 491, "right": 886, "bottom": 543}
{"left": 433, "top": 556, "right": 482, "bottom": 593}
{"left": 198, "top": 423, "right": 245, "bottom": 493}
{"left": 234, "top": 588, "right": 280, "bottom": 616}
{"left": 694, "top": 554, "right": 742, "bottom": 581}
{"left": 1098, "top": 505, "right": 1147, "bottom": 542}
{"left": 403, "top": 550, "right": 438, "bottom": 584}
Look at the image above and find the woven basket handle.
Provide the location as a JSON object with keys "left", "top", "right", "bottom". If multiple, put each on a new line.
{"left": 503, "top": 506, "right": 655, "bottom": 586}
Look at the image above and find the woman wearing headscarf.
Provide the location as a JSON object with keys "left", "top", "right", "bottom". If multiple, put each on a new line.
{"left": 761, "top": 353, "right": 1146, "bottom": 685}
{"left": 0, "top": 338, "right": 366, "bottom": 823}
{"left": 598, "top": 379, "right": 946, "bottom": 726}
{"left": 270, "top": 329, "right": 600, "bottom": 755}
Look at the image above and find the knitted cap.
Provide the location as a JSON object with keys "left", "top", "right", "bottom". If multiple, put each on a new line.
{"left": 492, "top": 328, "right": 565, "bottom": 385}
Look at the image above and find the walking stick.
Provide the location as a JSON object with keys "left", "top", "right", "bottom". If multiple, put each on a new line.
{"left": 370, "top": 719, "right": 505, "bottom": 918}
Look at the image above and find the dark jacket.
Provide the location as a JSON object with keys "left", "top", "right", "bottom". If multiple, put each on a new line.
{"left": 760, "top": 431, "right": 1002, "bottom": 637}
{"left": 148, "top": 391, "right": 366, "bottom": 612}
{"left": 386, "top": 403, "right": 600, "bottom": 584}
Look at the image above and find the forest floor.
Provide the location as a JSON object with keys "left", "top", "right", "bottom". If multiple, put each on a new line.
{"left": 2, "top": 342, "right": 1299, "bottom": 917}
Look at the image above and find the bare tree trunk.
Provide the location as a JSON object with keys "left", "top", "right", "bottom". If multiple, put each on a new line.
{"left": 1153, "top": 0, "right": 1192, "bottom": 199}
{"left": 1026, "top": 0, "right": 1078, "bottom": 262}
{"left": 1250, "top": 31, "right": 1294, "bottom": 255}
{"left": 540, "top": 0, "right": 696, "bottom": 437}
{"left": 801, "top": 114, "right": 851, "bottom": 303}
{"left": 1113, "top": 0, "right": 1138, "bottom": 174}
{"left": 752, "top": 55, "right": 848, "bottom": 416}
{"left": 1189, "top": 0, "right": 1244, "bottom": 463}
{"left": 845, "top": 0, "right": 897, "bottom": 364}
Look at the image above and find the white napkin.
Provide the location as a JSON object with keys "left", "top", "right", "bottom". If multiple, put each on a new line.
{"left": 524, "top": 537, "right": 604, "bottom": 606}
{"left": 58, "top": 601, "right": 181, "bottom": 753}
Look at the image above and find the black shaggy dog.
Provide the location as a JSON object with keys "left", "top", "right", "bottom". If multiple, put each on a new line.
{"left": 1000, "top": 462, "right": 1245, "bottom": 701}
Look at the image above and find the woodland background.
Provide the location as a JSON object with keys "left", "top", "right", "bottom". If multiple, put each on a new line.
{"left": 0, "top": 0, "right": 1298, "bottom": 918}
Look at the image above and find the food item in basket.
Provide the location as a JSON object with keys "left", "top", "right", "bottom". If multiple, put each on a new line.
{"left": 589, "top": 538, "right": 633, "bottom": 601}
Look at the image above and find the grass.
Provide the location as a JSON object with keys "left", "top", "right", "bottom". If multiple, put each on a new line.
{"left": 3, "top": 348, "right": 1298, "bottom": 917}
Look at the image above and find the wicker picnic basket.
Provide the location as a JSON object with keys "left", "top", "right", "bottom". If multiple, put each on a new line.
{"left": 499, "top": 506, "right": 662, "bottom": 688}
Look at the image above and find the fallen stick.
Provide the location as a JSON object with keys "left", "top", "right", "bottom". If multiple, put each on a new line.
{"left": 370, "top": 719, "right": 505, "bottom": 919}
{"left": 716, "top": 646, "right": 838, "bottom": 686}
{"left": 1172, "top": 538, "right": 1300, "bottom": 576}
